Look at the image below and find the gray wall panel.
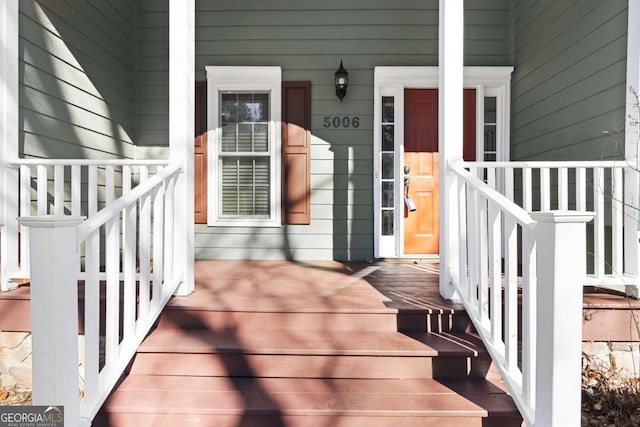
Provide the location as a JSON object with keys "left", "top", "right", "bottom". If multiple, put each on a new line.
{"left": 19, "top": 0, "right": 136, "bottom": 159}
{"left": 511, "top": 0, "right": 627, "bottom": 161}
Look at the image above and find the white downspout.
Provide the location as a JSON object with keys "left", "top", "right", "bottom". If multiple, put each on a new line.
{"left": 169, "top": 0, "right": 195, "bottom": 295}
{"left": 439, "top": 0, "right": 464, "bottom": 299}
{"left": 1, "top": 0, "right": 20, "bottom": 291}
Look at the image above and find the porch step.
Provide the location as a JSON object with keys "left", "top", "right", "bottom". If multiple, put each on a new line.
{"left": 159, "top": 301, "right": 472, "bottom": 333}
{"left": 128, "top": 329, "right": 490, "bottom": 380}
{"left": 95, "top": 376, "right": 522, "bottom": 427}
{"left": 95, "top": 261, "right": 522, "bottom": 426}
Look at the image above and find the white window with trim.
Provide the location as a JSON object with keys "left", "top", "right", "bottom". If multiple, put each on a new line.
{"left": 206, "top": 66, "right": 282, "bottom": 226}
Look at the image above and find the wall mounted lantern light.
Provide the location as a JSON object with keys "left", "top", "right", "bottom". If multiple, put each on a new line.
{"left": 335, "top": 60, "right": 348, "bottom": 102}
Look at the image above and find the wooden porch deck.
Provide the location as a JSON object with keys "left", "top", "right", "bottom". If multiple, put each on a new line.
{"left": 1, "top": 259, "right": 638, "bottom": 339}
{"left": 168, "top": 259, "right": 639, "bottom": 346}
{"left": 1, "top": 260, "right": 638, "bottom": 426}
{"left": 173, "top": 260, "right": 461, "bottom": 323}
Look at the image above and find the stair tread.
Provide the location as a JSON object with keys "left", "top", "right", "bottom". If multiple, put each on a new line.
{"left": 139, "top": 328, "right": 486, "bottom": 357}
{"left": 166, "top": 290, "right": 395, "bottom": 312}
{"left": 103, "top": 376, "right": 519, "bottom": 417}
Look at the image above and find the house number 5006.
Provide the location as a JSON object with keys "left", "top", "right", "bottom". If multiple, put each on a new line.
{"left": 323, "top": 116, "right": 360, "bottom": 128}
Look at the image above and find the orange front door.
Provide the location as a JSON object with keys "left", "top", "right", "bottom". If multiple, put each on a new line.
{"left": 403, "top": 89, "right": 476, "bottom": 255}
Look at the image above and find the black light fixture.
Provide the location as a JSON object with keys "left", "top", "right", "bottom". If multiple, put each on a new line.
{"left": 334, "top": 60, "right": 348, "bottom": 102}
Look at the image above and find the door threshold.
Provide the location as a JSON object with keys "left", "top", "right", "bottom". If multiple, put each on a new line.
{"left": 375, "top": 256, "right": 440, "bottom": 263}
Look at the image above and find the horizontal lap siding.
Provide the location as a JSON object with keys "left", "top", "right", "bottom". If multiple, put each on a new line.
{"left": 136, "top": 2, "right": 169, "bottom": 146}
{"left": 136, "top": 0, "right": 510, "bottom": 261}
{"left": 19, "top": 0, "right": 137, "bottom": 159}
{"left": 511, "top": 0, "right": 628, "bottom": 160}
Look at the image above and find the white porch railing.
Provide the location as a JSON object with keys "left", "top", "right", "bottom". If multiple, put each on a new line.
{"left": 1, "top": 159, "right": 169, "bottom": 291}
{"left": 450, "top": 160, "right": 594, "bottom": 427}
{"left": 19, "top": 162, "right": 183, "bottom": 427}
{"left": 469, "top": 160, "right": 640, "bottom": 296}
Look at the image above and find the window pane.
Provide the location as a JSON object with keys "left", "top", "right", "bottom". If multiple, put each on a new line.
{"left": 382, "top": 211, "right": 394, "bottom": 236}
{"left": 382, "top": 153, "right": 394, "bottom": 179}
{"left": 221, "top": 124, "right": 237, "bottom": 152}
{"left": 238, "top": 186, "right": 254, "bottom": 215}
{"left": 484, "top": 97, "right": 497, "bottom": 123}
{"left": 254, "top": 187, "right": 270, "bottom": 215}
{"left": 237, "top": 124, "right": 253, "bottom": 152}
{"left": 254, "top": 94, "right": 269, "bottom": 120}
{"left": 253, "top": 158, "right": 270, "bottom": 215}
{"left": 239, "top": 93, "right": 268, "bottom": 121}
{"left": 382, "top": 97, "right": 394, "bottom": 123}
{"left": 254, "top": 124, "right": 269, "bottom": 152}
{"left": 382, "top": 125, "right": 394, "bottom": 151}
{"left": 221, "top": 94, "right": 237, "bottom": 123}
{"left": 220, "top": 157, "right": 270, "bottom": 217}
{"left": 382, "top": 182, "right": 394, "bottom": 208}
{"left": 484, "top": 125, "right": 496, "bottom": 153}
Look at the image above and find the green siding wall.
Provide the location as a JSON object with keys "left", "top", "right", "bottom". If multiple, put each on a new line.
{"left": 511, "top": 0, "right": 628, "bottom": 160}
{"left": 19, "top": 0, "right": 137, "bottom": 159}
{"left": 136, "top": 0, "right": 169, "bottom": 147}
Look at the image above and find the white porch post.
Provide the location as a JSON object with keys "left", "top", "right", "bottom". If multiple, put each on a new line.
{"left": 19, "top": 216, "right": 85, "bottom": 427}
{"left": 169, "top": 0, "right": 195, "bottom": 295}
{"left": 531, "top": 211, "right": 594, "bottom": 427}
{"left": 0, "top": 0, "right": 20, "bottom": 291}
{"left": 624, "top": 0, "right": 640, "bottom": 298}
{"left": 438, "top": 0, "right": 464, "bottom": 299}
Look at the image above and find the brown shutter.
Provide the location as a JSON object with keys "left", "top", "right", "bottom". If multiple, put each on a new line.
{"left": 282, "top": 81, "right": 312, "bottom": 225}
{"left": 194, "top": 81, "right": 208, "bottom": 224}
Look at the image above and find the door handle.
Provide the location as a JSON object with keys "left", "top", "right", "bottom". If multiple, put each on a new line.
{"left": 403, "top": 166, "right": 416, "bottom": 212}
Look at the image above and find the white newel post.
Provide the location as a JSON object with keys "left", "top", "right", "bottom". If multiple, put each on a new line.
{"left": 531, "top": 211, "right": 594, "bottom": 427}
{"left": 19, "top": 216, "right": 85, "bottom": 427}
{"left": 438, "top": 0, "right": 464, "bottom": 299}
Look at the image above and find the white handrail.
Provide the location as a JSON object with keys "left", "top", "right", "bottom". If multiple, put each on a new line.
{"left": 20, "top": 162, "right": 183, "bottom": 426}
{"left": 8, "top": 159, "right": 169, "bottom": 167}
{"left": 1, "top": 159, "right": 170, "bottom": 290}
{"left": 449, "top": 160, "right": 592, "bottom": 426}
{"left": 452, "top": 163, "right": 536, "bottom": 227}
{"left": 465, "top": 160, "right": 635, "bottom": 168}
{"left": 78, "top": 164, "right": 180, "bottom": 240}
{"left": 465, "top": 160, "right": 639, "bottom": 294}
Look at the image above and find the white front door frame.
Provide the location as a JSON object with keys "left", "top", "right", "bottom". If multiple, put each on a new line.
{"left": 373, "top": 66, "right": 513, "bottom": 260}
